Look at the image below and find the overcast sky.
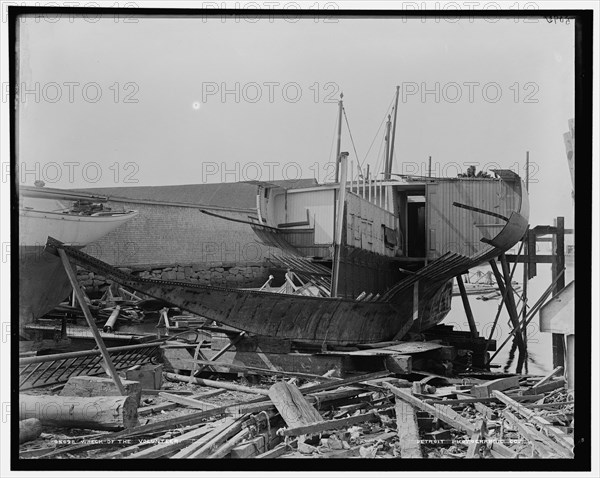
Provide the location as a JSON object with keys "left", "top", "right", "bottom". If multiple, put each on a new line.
{"left": 16, "top": 13, "right": 575, "bottom": 226}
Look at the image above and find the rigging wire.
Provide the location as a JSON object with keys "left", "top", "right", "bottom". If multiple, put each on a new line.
{"left": 362, "top": 92, "right": 396, "bottom": 169}
{"left": 342, "top": 106, "right": 364, "bottom": 179}
{"left": 328, "top": 108, "right": 339, "bottom": 166}
{"left": 373, "top": 128, "right": 386, "bottom": 179}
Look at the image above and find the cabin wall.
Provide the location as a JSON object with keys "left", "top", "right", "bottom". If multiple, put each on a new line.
{"left": 426, "top": 179, "right": 521, "bottom": 259}
{"left": 272, "top": 189, "right": 336, "bottom": 244}
{"left": 345, "top": 192, "right": 397, "bottom": 257}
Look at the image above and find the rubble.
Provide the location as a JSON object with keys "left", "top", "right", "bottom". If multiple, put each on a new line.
{"left": 19, "top": 326, "right": 574, "bottom": 460}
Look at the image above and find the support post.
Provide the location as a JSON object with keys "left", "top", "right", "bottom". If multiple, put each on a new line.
{"left": 57, "top": 248, "right": 126, "bottom": 395}
{"left": 456, "top": 274, "right": 478, "bottom": 338}
{"left": 490, "top": 257, "right": 526, "bottom": 373}
{"left": 522, "top": 236, "right": 529, "bottom": 373}
{"left": 331, "top": 152, "right": 349, "bottom": 298}
{"left": 551, "top": 216, "right": 566, "bottom": 368}
{"left": 523, "top": 152, "right": 530, "bottom": 373}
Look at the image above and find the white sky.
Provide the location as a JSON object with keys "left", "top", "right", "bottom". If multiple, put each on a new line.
{"left": 15, "top": 12, "right": 575, "bottom": 226}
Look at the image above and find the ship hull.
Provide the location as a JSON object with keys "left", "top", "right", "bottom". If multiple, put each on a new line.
{"left": 19, "top": 209, "right": 138, "bottom": 329}
{"left": 47, "top": 216, "right": 525, "bottom": 345}
{"left": 19, "top": 245, "right": 74, "bottom": 328}
{"left": 46, "top": 241, "right": 461, "bottom": 345}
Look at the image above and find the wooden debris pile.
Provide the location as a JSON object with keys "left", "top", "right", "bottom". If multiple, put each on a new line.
{"left": 18, "top": 360, "right": 574, "bottom": 459}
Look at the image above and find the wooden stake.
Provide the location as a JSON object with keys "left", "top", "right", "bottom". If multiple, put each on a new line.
{"left": 57, "top": 248, "right": 126, "bottom": 395}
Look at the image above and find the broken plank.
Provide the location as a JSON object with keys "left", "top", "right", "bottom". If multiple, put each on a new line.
{"left": 532, "top": 366, "right": 564, "bottom": 388}
{"left": 189, "top": 339, "right": 206, "bottom": 380}
{"left": 139, "top": 389, "right": 226, "bottom": 416}
{"left": 395, "top": 401, "right": 422, "bottom": 458}
{"left": 524, "top": 401, "right": 574, "bottom": 409}
{"left": 230, "top": 434, "right": 268, "bottom": 458}
{"left": 355, "top": 341, "right": 443, "bottom": 354}
{"left": 502, "top": 409, "right": 569, "bottom": 458}
{"left": 125, "top": 423, "right": 215, "bottom": 459}
{"left": 465, "top": 426, "right": 482, "bottom": 458}
{"left": 332, "top": 395, "right": 389, "bottom": 419}
{"left": 141, "top": 389, "right": 194, "bottom": 395}
{"left": 470, "top": 376, "right": 520, "bottom": 399}
{"left": 474, "top": 403, "right": 497, "bottom": 420}
{"left": 164, "top": 373, "right": 270, "bottom": 396}
{"left": 183, "top": 358, "right": 340, "bottom": 382}
{"left": 209, "top": 428, "right": 252, "bottom": 458}
{"left": 279, "top": 411, "right": 378, "bottom": 437}
{"left": 202, "top": 349, "right": 347, "bottom": 377}
{"left": 182, "top": 416, "right": 247, "bottom": 459}
{"left": 138, "top": 401, "right": 179, "bottom": 416}
{"left": 158, "top": 392, "right": 218, "bottom": 410}
{"left": 269, "top": 381, "right": 323, "bottom": 429}
{"left": 383, "top": 383, "right": 477, "bottom": 434}
{"left": 169, "top": 419, "right": 238, "bottom": 459}
{"left": 522, "top": 379, "right": 566, "bottom": 396}
{"left": 492, "top": 391, "right": 573, "bottom": 451}
{"left": 424, "top": 394, "right": 542, "bottom": 407}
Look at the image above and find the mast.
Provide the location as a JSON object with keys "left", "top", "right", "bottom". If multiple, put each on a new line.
{"left": 386, "top": 85, "right": 400, "bottom": 179}
{"left": 384, "top": 114, "right": 392, "bottom": 180}
{"left": 334, "top": 93, "right": 344, "bottom": 182}
{"left": 331, "top": 152, "right": 349, "bottom": 298}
